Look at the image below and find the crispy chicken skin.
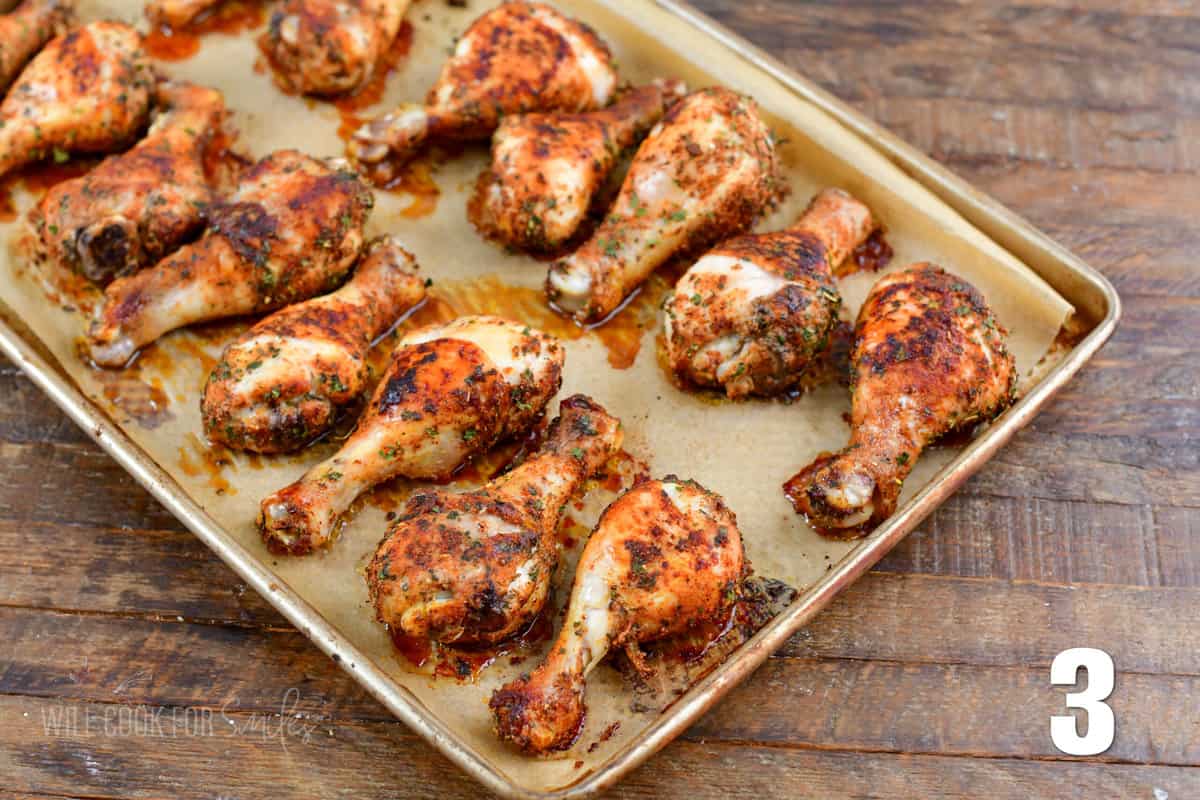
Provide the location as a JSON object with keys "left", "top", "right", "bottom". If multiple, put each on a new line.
{"left": 664, "top": 188, "right": 877, "bottom": 398}
{"left": 368, "top": 394, "right": 622, "bottom": 646}
{"left": 491, "top": 476, "right": 744, "bottom": 753}
{"left": 202, "top": 236, "right": 426, "bottom": 454}
{"left": 144, "top": 0, "right": 224, "bottom": 29}
{"left": 259, "top": 315, "right": 565, "bottom": 555}
{"left": 0, "top": 21, "right": 153, "bottom": 180}
{"left": 33, "top": 81, "right": 226, "bottom": 284}
{"left": 87, "top": 149, "right": 373, "bottom": 367}
{"left": 546, "top": 87, "right": 780, "bottom": 324}
{"left": 264, "top": 0, "right": 410, "bottom": 97}
{"left": 470, "top": 80, "right": 684, "bottom": 253}
{"left": 348, "top": 1, "right": 617, "bottom": 184}
{"left": 784, "top": 263, "right": 1017, "bottom": 537}
{"left": 0, "top": 0, "right": 73, "bottom": 94}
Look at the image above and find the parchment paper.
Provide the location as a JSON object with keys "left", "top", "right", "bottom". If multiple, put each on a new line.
{"left": 0, "top": 0, "right": 1073, "bottom": 791}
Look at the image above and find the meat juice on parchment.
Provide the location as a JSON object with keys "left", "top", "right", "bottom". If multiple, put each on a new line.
{"left": 0, "top": 0, "right": 1073, "bottom": 789}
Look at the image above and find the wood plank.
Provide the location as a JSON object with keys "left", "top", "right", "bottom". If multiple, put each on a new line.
{"left": 969, "top": 430, "right": 1199, "bottom": 509}
{"left": 0, "top": 607, "right": 372, "bottom": 719}
{"left": 1041, "top": 222, "right": 1200, "bottom": 298}
{"left": 949, "top": 0, "right": 1200, "bottom": 16}
{"left": 0, "top": 369, "right": 91, "bottom": 446}
{"left": 1154, "top": 506, "right": 1200, "bottom": 588}
{"left": 877, "top": 494, "right": 1200, "bottom": 587}
{"left": 0, "top": 2, "right": 1194, "bottom": 797}
{"left": 0, "top": 440, "right": 184, "bottom": 532}
{"left": 3, "top": 566, "right": 1197, "bottom": 689}
{"left": 691, "top": 657, "right": 1200, "bottom": 766}
{"left": 942, "top": 163, "right": 1200, "bottom": 230}
{"left": 0, "top": 519, "right": 284, "bottom": 626}
{"left": 785, "top": 572, "right": 1200, "bottom": 676}
{"left": 691, "top": 1, "right": 1200, "bottom": 116}
{"left": 1, "top": 501, "right": 1197, "bottom": 666}
{"left": 859, "top": 94, "right": 1200, "bottom": 174}
{"left": 1, "top": 694, "right": 1197, "bottom": 800}
{"left": 2, "top": 605, "right": 1198, "bottom": 766}
{"left": 1031, "top": 342, "right": 1200, "bottom": 441}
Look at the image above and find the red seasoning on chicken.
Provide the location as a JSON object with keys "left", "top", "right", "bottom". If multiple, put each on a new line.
{"left": 258, "top": 315, "right": 565, "bottom": 555}
{"left": 546, "top": 87, "right": 781, "bottom": 324}
{"left": 348, "top": 1, "right": 617, "bottom": 183}
{"left": 368, "top": 394, "right": 623, "bottom": 646}
{"left": 664, "top": 188, "right": 878, "bottom": 398}
{"left": 784, "top": 263, "right": 1017, "bottom": 537}
{"left": 0, "top": 0, "right": 73, "bottom": 94}
{"left": 145, "top": 0, "right": 221, "bottom": 29}
{"left": 34, "top": 81, "right": 227, "bottom": 284}
{"left": 87, "top": 150, "right": 374, "bottom": 367}
{"left": 490, "top": 476, "right": 745, "bottom": 753}
{"left": 263, "top": 0, "right": 411, "bottom": 96}
{"left": 0, "top": 22, "right": 154, "bottom": 180}
{"left": 202, "top": 236, "right": 427, "bottom": 454}
{"left": 470, "top": 80, "right": 686, "bottom": 253}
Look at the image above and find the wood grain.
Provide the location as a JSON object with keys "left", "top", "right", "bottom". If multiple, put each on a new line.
{"left": 1, "top": 0, "right": 1198, "bottom": 797}
{"left": 3, "top": 695, "right": 1200, "bottom": 800}
{"left": 2, "top": 603, "right": 1197, "bottom": 766}
{"left": 691, "top": 1, "right": 1200, "bottom": 116}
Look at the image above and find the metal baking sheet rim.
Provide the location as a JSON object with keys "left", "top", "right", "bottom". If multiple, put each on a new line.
{"left": 0, "top": 1, "right": 1121, "bottom": 797}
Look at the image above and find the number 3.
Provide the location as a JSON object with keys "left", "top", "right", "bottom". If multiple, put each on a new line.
{"left": 1050, "top": 647, "right": 1115, "bottom": 756}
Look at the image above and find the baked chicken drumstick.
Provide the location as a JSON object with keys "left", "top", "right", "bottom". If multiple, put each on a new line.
{"left": 470, "top": 80, "right": 684, "bottom": 253}
{"left": 145, "top": 0, "right": 223, "bottom": 29}
{"left": 368, "top": 394, "right": 622, "bottom": 646}
{"left": 664, "top": 188, "right": 878, "bottom": 398}
{"left": 348, "top": 1, "right": 617, "bottom": 184}
{"left": 546, "top": 87, "right": 780, "bottom": 324}
{"left": 491, "top": 476, "right": 745, "bottom": 753}
{"left": 784, "top": 263, "right": 1017, "bottom": 537}
{"left": 259, "top": 315, "right": 565, "bottom": 555}
{"left": 263, "top": 0, "right": 410, "bottom": 96}
{"left": 34, "top": 81, "right": 226, "bottom": 284}
{"left": 0, "top": 0, "right": 72, "bottom": 94}
{"left": 202, "top": 236, "right": 426, "bottom": 453}
{"left": 87, "top": 149, "right": 373, "bottom": 367}
{"left": 0, "top": 21, "right": 153, "bottom": 180}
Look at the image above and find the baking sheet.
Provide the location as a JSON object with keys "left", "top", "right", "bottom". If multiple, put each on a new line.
{"left": 0, "top": 0, "right": 1074, "bottom": 793}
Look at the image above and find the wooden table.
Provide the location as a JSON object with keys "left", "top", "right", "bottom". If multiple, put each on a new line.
{"left": 3, "top": 1, "right": 1198, "bottom": 797}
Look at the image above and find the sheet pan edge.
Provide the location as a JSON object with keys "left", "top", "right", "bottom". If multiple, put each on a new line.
{"left": 0, "top": 2, "right": 1120, "bottom": 797}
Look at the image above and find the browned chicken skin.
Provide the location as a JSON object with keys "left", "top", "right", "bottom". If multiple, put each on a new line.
{"left": 664, "top": 188, "right": 878, "bottom": 398}
{"left": 546, "top": 87, "right": 780, "bottom": 324}
{"left": 33, "top": 80, "right": 226, "bottom": 284}
{"left": 368, "top": 394, "right": 622, "bottom": 646}
{"left": 490, "top": 476, "right": 745, "bottom": 753}
{"left": 784, "top": 263, "right": 1017, "bottom": 537}
{"left": 348, "top": 1, "right": 617, "bottom": 184}
{"left": 144, "top": 0, "right": 224, "bottom": 29}
{"left": 263, "top": 0, "right": 410, "bottom": 96}
{"left": 202, "top": 236, "right": 426, "bottom": 454}
{"left": 470, "top": 80, "right": 685, "bottom": 253}
{"left": 0, "top": 21, "right": 153, "bottom": 180}
{"left": 259, "top": 315, "right": 565, "bottom": 555}
{"left": 87, "top": 149, "right": 373, "bottom": 367}
{"left": 0, "top": 0, "right": 73, "bottom": 94}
